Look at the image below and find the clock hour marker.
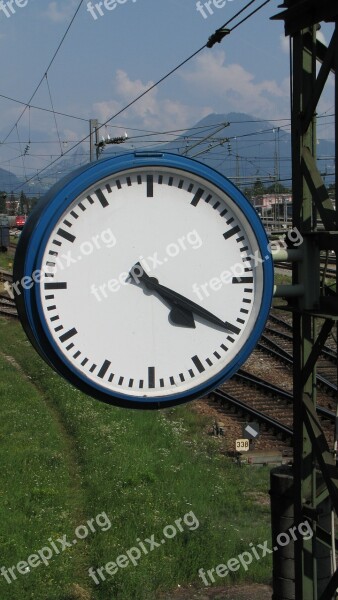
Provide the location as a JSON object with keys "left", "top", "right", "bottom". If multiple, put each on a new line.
{"left": 148, "top": 366, "right": 155, "bottom": 388}
{"left": 147, "top": 175, "right": 153, "bottom": 197}
{"left": 191, "top": 187, "right": 204, "bottom": 207}
{"left": 59, "top": 327, "right": 77, "bottom": 343}
{"left": 95, "top": 188, "right": 109, "bottom": 207}
{"left": 223, "top": 225, "right": 240, "bottom": 240}
{"left": 44, "top": 282, "right": 68, "bottom": 290}
{"left": 232, "top": 277, "right": 254, "bottom": 284}
{"left": 192, "top": 355, "right": 205, "bottom": 373}
{"left": 57, "top": 228, "right": 76, "bottom": 243}
{"left": 97, "top": 359, "right": 111, "bottom": 379}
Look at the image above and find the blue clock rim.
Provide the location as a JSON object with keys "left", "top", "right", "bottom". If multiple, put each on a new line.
{"left": 15, "top": 151, "right": 274, "bottom": 409}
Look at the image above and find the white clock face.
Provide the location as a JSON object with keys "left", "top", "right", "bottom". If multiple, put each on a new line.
{"left": 36, "top": 164, "right": 268, "bottom": 402}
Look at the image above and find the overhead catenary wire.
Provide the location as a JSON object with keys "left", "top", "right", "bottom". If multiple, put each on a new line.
{"left": 1, "top": 0, "right": 85, "bottom": 145}
{"left": 45, "top": 74, "right": 63, "bottom": 157}
{"left": 9, "top": 0, "right": 280, "bottom": 192}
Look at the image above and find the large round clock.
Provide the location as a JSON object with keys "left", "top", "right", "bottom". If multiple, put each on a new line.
{"left": 14, "top": 152, "right": 273, "bottom": 409}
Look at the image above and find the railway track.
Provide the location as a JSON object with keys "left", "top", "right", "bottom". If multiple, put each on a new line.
{"left": 0, "top": 268, "right": 13, "bottom": 284}
{"left": 0, "top": 293, "right": 17, "bottom": 318}
{"left": 206, "top": 311, "right": 337, "bottom": 455}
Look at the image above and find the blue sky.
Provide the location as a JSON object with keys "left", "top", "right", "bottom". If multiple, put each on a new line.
{"left": 0, "top": 0, "right": 334, "bottom": 183}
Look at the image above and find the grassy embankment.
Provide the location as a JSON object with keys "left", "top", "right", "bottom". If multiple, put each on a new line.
{"left": 0, "top": 317, "right": 272, "bottom": 600}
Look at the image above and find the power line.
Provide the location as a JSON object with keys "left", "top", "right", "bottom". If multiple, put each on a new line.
{"left": 45, "top": 74, "right": 64, "bottom": 157}
{"left": 10, "top": 0, "right": 279, "bottom": 191}
{"left": 1, "top": 0, "right": 85, "bottom": 145}
{"left": 0, "top": 92, "right": 89, "bottom": 122}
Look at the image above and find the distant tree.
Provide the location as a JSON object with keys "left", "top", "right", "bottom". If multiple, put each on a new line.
{"left": 266, "top": 182, "right": 290, "bottom": 194}
{"left": 252, "top": 178, "right": 265, "bottom": 197}
{"left": 8, "top": 192, "right": 17, "bottom": 216}
{"left": 19, "top": 191, "right": 28, "bottom": 214}
{"left": 0, "top": 192, "right": 7, "bottom": 213}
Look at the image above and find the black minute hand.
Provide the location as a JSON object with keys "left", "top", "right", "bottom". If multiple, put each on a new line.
{"left": 130, "top": 262, "right": 240, "bottom": 334}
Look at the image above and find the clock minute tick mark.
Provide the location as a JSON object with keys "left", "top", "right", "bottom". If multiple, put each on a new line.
{"left": 147, "top": 175, "right": 154, "bottom": 197}
{"left": 95, "top": 188, "right": 109, "bottom": 208}
{"left": 57, "top": 228, "right": 76, "bottom": 243}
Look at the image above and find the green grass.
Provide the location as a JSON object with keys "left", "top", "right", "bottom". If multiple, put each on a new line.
{"left": 0, "top": 250, "right": 13, "bottom": 272}
{"left": 0, "top": 318, "right": 272, "bottom": 600}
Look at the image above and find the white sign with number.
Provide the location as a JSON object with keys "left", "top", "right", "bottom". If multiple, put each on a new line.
{"left": 236, "top": 438, "right": 250, "bottom": 452}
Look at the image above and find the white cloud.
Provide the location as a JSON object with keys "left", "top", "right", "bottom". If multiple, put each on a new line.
{"left": 43, "top": 1, "right": 79, "bottom": 23}
{"left": 180, "top": 51, "right": 290, "bottom": 120}
{"left": 93, "top": 69, "right": 212, "bottom": 131}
